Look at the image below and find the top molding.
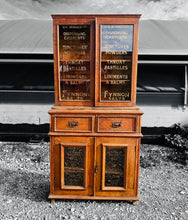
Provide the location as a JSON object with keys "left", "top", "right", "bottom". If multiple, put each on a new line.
{"left": 51, "top": 14, "right": 142, "bottom": 19}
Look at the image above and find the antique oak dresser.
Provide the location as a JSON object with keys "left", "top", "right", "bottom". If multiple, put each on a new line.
{"left": 49, "top": 15, "right": 143, "bottom": 204}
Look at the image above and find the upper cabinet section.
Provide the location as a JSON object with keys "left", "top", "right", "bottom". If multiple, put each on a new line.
{"left": 52, "top": 15, "right": 141, "bottom": 106}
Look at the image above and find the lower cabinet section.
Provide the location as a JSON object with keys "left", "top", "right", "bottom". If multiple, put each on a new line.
{"left": 49, "top": 136, "right": 140, "bottom": 201}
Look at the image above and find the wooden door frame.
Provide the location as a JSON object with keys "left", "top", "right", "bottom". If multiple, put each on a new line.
{"left": 95, "top": 17, "right": 140, "bottom": 107}
{"left": 52, "top": 18, "right": 95, "bottom": 106}
{"left": 60, "top": 142, "right": 89, "bottom": 190}
{"left": 101, "top": 143, "right": 128, "bottom": 191}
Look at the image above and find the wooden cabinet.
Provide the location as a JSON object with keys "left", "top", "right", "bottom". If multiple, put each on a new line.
{"left": 49, "top": 14, "right": 143, "bottom": 204}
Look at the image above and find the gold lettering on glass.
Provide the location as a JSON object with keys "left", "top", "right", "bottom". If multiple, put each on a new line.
{"left": 59, "top": 25, "right": 91, "bottom": 101}
{"left": 101, "top": 24, "right": 133, "bottom": 102}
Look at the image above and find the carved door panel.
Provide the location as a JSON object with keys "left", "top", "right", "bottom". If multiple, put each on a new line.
{"left": 95, "top": 137, "right": 138, "bottom": 197}
{"left": 53, "top": 137, "right": 94, "bottom": 196}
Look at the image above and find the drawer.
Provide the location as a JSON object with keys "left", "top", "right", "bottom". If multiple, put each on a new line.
{"left": 97, "top": 116, "right": 137, "bottom": 132}
{"left": 54, "top": 116, "right": 93, "bottom": 132}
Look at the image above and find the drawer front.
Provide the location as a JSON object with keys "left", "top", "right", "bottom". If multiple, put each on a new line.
{"left": 54, "top": 116, "right": 93, "bottom": 132}
{"left": 97, "top": 116, "right": 137, "bottom": 132}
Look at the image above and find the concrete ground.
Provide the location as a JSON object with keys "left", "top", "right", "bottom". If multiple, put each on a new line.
{"left": 0, "top": 141, "right": 187, "bottom": 220}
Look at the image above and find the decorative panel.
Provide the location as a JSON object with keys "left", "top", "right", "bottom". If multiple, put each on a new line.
{"left": 102, "top": 143, "right": 128, "bottom": 190}
{"left": 61, "top": 143, "right": 88, "bottom": 189}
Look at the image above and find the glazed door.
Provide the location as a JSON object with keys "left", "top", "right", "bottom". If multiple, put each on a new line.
{"left": 95, "top": 137, "right": 138, "bottom": 197}
{"left": 53, "top": 137, "right": 94, "bottom": 196}
{"left": 53, "top": 19, "right": 95, "bottom": 106}
{"left": 95, "top": 17, "right": 139, "bottom": 107}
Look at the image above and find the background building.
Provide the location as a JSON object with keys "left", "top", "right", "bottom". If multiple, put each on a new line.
{"left": 0, "top": 19, "right": 187, "bottom": 139}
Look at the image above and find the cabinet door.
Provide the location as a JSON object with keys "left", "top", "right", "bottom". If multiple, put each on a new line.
{"left": 53, "top": 18, "right": 95, "bottom": 106}
{"left": 53, "top": 137, "right": 94, "bottom": 196}
{"left": 95, "top": 137, "right": 139, "bottom": 197}
{"left": 95, "top": 17, "right": 140, "bottom": 107}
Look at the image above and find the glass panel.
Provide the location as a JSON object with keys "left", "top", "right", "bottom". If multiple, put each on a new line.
{"left": 60, "top": 81, "right": 90, "bottom": 100}
{"left": 64, "top": 146, "right": 84, "bottom": 186}
{"left": 101, "top": 25, "right": 133, "bottom": 102}
{"left": 59, "top": 25, "right": 91, "bottom": 101}
{"left": 105, "top": 147, "right": 125, "bottom": 187}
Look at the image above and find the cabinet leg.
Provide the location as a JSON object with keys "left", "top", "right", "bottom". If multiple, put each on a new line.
{"left": 51, "top": 199, "right": 55, "bottom": 203}
{"left": 132, "top": 200, "right": 136, "bottom": 205}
